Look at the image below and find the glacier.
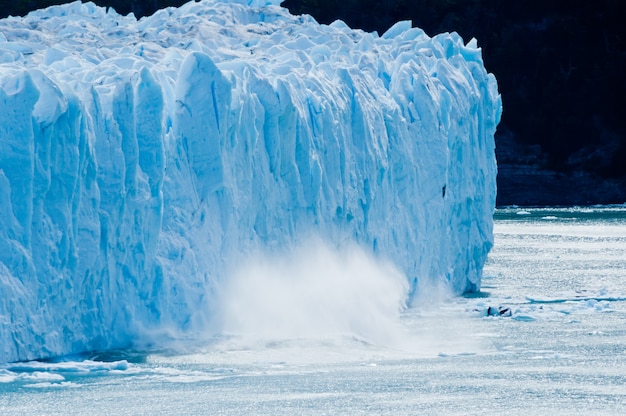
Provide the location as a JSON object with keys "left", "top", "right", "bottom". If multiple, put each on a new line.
{"left": 0, "top": 0, "right": 501, "bottom": 363}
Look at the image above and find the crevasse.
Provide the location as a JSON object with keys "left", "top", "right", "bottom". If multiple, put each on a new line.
{"left": 0, "top": 0, "right": 501, "bottom": 363}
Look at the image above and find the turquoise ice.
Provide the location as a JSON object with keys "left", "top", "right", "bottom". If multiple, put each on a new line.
{"left": 0, "top": 0, "right": 501, "bottom": 363}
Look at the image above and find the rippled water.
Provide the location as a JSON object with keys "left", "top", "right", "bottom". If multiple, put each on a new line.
{"left": 2, "top": 207, "right": 626, "bottom": 415}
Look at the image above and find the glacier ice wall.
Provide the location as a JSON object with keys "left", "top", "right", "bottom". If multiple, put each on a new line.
{"left": 0, "top": 0, "right": 501, "bottom": 363}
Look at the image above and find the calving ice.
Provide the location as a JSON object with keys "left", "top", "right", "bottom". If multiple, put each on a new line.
{"left": 0, "top": 0, "right": 501, "bottom": 363}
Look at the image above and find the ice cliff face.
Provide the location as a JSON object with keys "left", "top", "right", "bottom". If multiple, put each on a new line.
{"left": 0, "top": 0, "right": 501, "bottom": 363}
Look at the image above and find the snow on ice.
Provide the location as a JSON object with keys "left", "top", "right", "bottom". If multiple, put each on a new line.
{"left": 0, "top": 0, "right": 501, "bottom": 363}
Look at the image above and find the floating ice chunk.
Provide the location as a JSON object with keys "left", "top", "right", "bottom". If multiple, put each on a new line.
{"left": 24, "top": 381, "right": 80, "bottom": 388}
{"left": 5, "top": 360, "right": 130, "bottom": 374}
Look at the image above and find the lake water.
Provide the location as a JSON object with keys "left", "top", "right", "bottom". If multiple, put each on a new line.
{"left": 2, "top": 207, "right": 626, "bottom": 415}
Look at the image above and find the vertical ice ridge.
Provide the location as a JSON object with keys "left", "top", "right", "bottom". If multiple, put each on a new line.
{"left": 175, "top": 52, "right": 228, "bottom": 201}
{"left": 0, "top": 72, "right": 38, "bottom": 250}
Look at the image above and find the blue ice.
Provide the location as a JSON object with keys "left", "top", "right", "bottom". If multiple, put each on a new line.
{"left": 0, "top": 0, "right": 501, "bottom": 363}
